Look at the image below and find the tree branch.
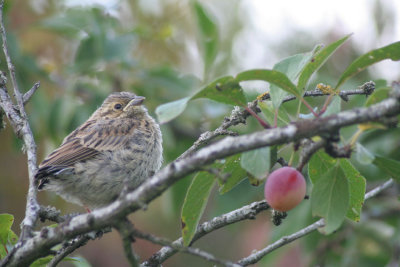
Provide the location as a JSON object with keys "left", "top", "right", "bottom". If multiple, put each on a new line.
{"left": 114, "top": 219, "right": 140, "bottom": 267}
{"left": 47, "top": 236, "right": 90, "bottom": 267}
{"left": 23, "top": 82, "right": 40, "bottom": 105}
{"left": 142, "top": 200, "right": 270, "bottom": 266}
{"left": 130, "top": 224, "right": 242, "bottom": 267}
{"left": 179, "top": 81, "right": 375, "bottom": 160}
{"left": 2, "top": 83, "right": 399, "bottom": 267}
{"left": 0, "top": 0, "right": 40, "bottom": 241}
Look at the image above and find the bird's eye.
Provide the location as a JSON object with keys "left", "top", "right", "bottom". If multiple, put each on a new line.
{"left": 114, "top": 103, "right": 122, "bottom": 110}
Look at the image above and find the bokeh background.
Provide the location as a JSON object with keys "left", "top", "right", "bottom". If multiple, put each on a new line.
{"left": 1, "top": 0, "right": 400, "bottom": 266}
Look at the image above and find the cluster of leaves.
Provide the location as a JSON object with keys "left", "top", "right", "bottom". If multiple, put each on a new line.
{"left": 1, "top": 0, "right": 400, "bottom": 266}
{"left": 164, "top": 35, "right": 400, "bottom": 246}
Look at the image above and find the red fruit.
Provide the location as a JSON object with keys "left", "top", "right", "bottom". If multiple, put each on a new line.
{"left": 264, "top": 167, "right": 306, "bottom": 212}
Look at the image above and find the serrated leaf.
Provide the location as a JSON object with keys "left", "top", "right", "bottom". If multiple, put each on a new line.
{"left": 181, "top": 172, "right": 216, "bottom": 246}
{"left": 336, "top": 41, "right": 400, "bottom": 89}
{"left": 193, "top": 76, "right": 247, "bottom": 106}
{"left": 155, "top": 97, "right": 190, "bottom": 124}
{"left": 298, "top": 34, "right": 352, "bottom": 92}
{"left": 373, "top": 156, "right": 400, "bottom": 182}
{"left": 240, "top": 147, "right": 271, "bottom": 179}
{"left": 193, "top": 1, "right": 218, "bottom": 72}
{"left": 236, "top": 69, "right": 299, "bottom": 97}
{"left": 311, "top": 165, "right": 349, "bottom": 234}
{"left": 339, "top": 159, "right": 366, "bottom": 222}
{"left": 218, "top": 154, "right": 247, "bottom": 194}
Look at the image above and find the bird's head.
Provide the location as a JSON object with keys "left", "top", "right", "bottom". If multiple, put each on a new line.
{"left": 91, "top": 92, "right": 148, "bottom": 120}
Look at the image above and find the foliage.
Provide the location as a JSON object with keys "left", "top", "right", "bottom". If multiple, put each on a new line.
{"left": 1, "top": 1, "right": 400, "bottom": 266}
{"left": 179, "top": 35, "right": 400, "bottom": 248}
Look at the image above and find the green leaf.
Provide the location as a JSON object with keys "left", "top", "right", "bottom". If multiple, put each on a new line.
{"left": 336, "top": 41, "right": 400, "bottom": 89}
{"left": 355, "top": 143, "right": 375, "bottom": 165}
{"left": 308, "top": 151, "right": 337, "bottom": 183}
{"left": 373, "top": 156, "right": 400, "bottom": 182}
{"left": 192, "top": 76, "right": 247, "bottom": 106}
{"left": 31, "top": 256, "right": 55, "bottom": 267}
{"left": 155, "top": 97, "right": 190, "bottom": 124}
{"left": 258, "top": 101, "right": 290, "bottom": 127}
{"left": 236, "top": 69, "right": 299, "bottom": 97}
{"left": 240, "top": 147, "right": 271, "bottom": 179}
{"left": 70, "top": 256, "right": 92, "bottom": 267}
{"left": 193, "top": 1, "right": 219, "bottom": 73}
{"left": 339, "top": 159, "right": 366, "bottom": 222}
{"left": 311, "top": 165, "right": 349, "bottom": 234}
{"left": 218, "top": 155, "right": 247, "bottom": 194}
{"left": 298, "top": 34, "right": 352, "bottom": 91}
{"left": 270, "top": 49, "right": 319, "bottom": 108}
{"left": 181, "top": 172, "right": 216, "bottom": 246}
{"left": 309, "top": 152, "right": 365, "bottom": 224}
{"left": 0, "top": 214, "right": 17, "bottom": 259}
{"left": 155, "top": 75, "right": 247, "bottom": 123}
{"left": 31, "top": 255, "right": 80, "bottom": 267}
{"left": 0, "top": 214, "right": 14, "bottom": 244}
{"left": 365, "top": 87, "right": 391, "bottom": 107}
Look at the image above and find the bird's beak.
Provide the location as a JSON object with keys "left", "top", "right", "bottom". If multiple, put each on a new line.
{"left": 125, "top": 96, "right": 145, "bottom": 110}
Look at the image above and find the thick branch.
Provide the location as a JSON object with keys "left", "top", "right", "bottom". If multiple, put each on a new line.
{"left": 3, "top": 85, "right": 400, "bottom": 266}
{"left": 179, "top": 81, "right": 375, "bottom": 159}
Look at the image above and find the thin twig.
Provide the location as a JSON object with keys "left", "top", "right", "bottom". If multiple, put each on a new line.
{"left": 38, "top": 205, "right": 79, "bottom": 223}
{"left": 0, "top": 0, "right": 39, "bottom": 241}
{"left": 48, "top": 236, "right": 89, "bottom": 267}
{"left": 23, "top": 82, "right": 40, "bottom": 105}
{"left": 48, "top": 228, "right": 110, "bottom": 267}
{"left": 115, "top": 219, "right": 140, "bottom": 267}
{"left": 177, "top": 106, "right": 245, "bottom": 160}
{"left": 296, "top": 139, "right": 326, "bottom": 172}
{"left": 364, "top": 179, "right": 394, "bottom": 199}
{"left": 179, "top": 82, "right": 374, "bottom": 160}
{"left": 142, "top": 200, "right": 269, "bottom": 266}
{"left": 133, "top": 227, "right": 241, "bottom": 267}
{"left": 237, "top": 178, "right": 395, "bottom": 265}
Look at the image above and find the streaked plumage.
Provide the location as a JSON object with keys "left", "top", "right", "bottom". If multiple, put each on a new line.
{"left": 35, "top": 92, "right": 163, "bottom": 209}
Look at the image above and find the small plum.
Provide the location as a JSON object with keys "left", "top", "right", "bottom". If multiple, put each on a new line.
{"left": 264, "top": 167, "right": 306, "bottom": 212}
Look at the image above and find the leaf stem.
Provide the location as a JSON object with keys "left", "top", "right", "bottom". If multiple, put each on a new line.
{"left": 318, "top": 94, "right": 334, "bottom": 116}
{"left": 300, "top": 97, "right": 319, "bottom": 117}
{"left": 244, "top": 106, "right": 271, "bottom": 129}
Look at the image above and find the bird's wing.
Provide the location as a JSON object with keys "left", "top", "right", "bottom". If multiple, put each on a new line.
{"left": 35, "top": 119, "right": 140, "bottom": 184}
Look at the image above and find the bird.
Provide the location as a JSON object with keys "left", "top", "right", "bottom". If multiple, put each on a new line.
{"left": 35, "top": 92, "right": 163, "bottom": 209}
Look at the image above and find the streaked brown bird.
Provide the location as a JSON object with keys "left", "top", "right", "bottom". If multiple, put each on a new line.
{"left": 35, "top": 92, "right": 163, "bottom": 209}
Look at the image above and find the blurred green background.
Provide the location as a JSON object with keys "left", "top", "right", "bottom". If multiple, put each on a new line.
{"left": 0, "top": 0, "right": 399, "bottom": 266}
